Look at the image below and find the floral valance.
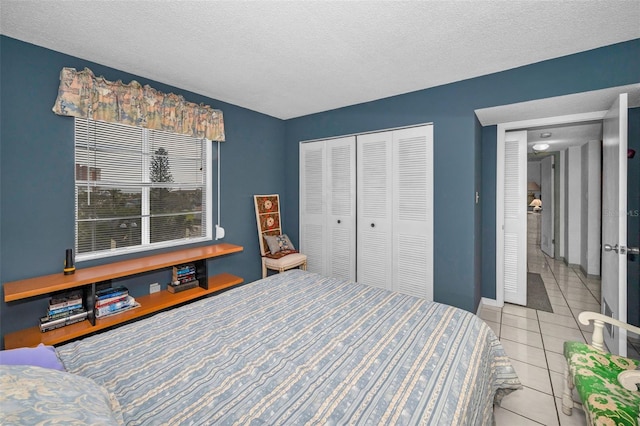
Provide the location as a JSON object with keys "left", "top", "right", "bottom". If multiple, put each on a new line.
{"left": 52, "top": 67, "right": 225, "bottom": 141}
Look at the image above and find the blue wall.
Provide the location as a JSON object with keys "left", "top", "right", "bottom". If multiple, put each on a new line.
{"left": 479, "top": 112, "right": 640, "bottom": 321}
{"left": 474, "top": 116, "right": 483, "bottom": 309}
{"left": 481, "top": 126, "right": 498, "bottom": 300}
{"left": 2, "top": 35, "right": 639, "bottom": 344}
{"left": 0, "top": 36, "right": 286, "bottom": 341}
{"left": 284, "top": 39, "right": 640, "bottom": 312}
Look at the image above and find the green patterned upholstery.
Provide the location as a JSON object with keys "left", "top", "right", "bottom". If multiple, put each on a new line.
{"left": 564, "top": 341, "right": 640, "bottom": 425}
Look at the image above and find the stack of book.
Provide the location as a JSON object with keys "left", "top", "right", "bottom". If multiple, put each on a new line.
{"left": 40, "top": 290, "right": 87, "bottom": 332}
{"left": 95, "top": 286, "right": 137, "bottom": 318}
{"left": 169, "top": 263, "right": 199, "bottom": 293}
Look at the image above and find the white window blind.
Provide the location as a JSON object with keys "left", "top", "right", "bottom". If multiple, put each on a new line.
{"left": 75, "top": 118, "right": 212, "bottom": 260}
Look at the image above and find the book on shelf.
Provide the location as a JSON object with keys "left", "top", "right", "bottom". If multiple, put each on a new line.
{"left": 168, "top": 279, "right": 199, "bottom": 293}
{"left": 46, "top": 307, "right": 86, "bottom": 321}
{"left": 96, "top": 285, "right": 129, "bottom": 300}
{"left": 172, "top": 264, "right": 196, "bottom": 282}
{"left": 175, "top": 273, "right": 197, "bottom": 284}
{"left": 95, "top": 292, "right": 129, "bottom": 308}
{"left": 48, "top": 303, "right": 84, "bottom": 317}
{"left": 95, "top": 295, "right": 137, "bottom": 318}
{"left": 40, "top": 310, "right": 88, "bottom": 332}
{"left": 49, "top": 289, "right": 83, "bottom": 311}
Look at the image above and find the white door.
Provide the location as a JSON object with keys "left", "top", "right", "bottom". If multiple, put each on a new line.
{"left": 299, "top": 142, "right": 326, "bottom": 274}
{"left": 540, "top": 155, "right": 554, "bottom": 257}
{"left": 392, "top": 126, "right": 434, "bottom": 300}
{"left": 357, "top": 131, "right": 393, "bottom": 289}
{"left": 601, "top": 93, "right": 628, "bottom": 356}
{"left": 503, "top": 131, "right": 528, "bottom": 306}
{"left": 326, "top": 137, "right": 356, "bottom": 281}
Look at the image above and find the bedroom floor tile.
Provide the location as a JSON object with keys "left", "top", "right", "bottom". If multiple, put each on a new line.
{"left": 550, "top": 371, "right": 581, "bottom": 404}
{"left": 545, "top": 350, "right": 568, "bottom": 374}
{"left": 483, "top": 319, "right": 501, "bottom": 336}
{"left": 501, "top": 313, "right": 540, "bottom": 333}
{"left": 542, "top": 334, "right": 581, "bottom": 354}
{"left": 509, "top": 359, "right": 553, "bottom": 394}
{"left": 556, "top": 397, "right": 588, "bottom": 426}
{"left": 502, "top": 304, "right": 538, "bottom": 320}
{"left": 501, "top": 324, "right": 544, "bottom": 349}
{"left": 500, "top": 339, "right": 547, "bottom": 369}
{"left": 550, "top": 304, "right": 573, "bottom": 317}
{"left": 537, "top": 311, "right": 579, "bottom": 328}
{"left": 494, "top": 406, "right": 545, "bottom": 425}
{"left": 548, "top": 295, "right": 568, "bottom": 306}
{"left": 539, "top": 322, "right": 586, "bottom": 342}
{"left": 500, "top": 386, "right": 559, "bottom": 426}
{"left": 565, "top": 298, "right": 600, "bottom": 312}
{"left": 493, "top": 242, "right": 604, "bottom": 426}
{"left": 478, "top": 308, "right": 502, "bottom": 323}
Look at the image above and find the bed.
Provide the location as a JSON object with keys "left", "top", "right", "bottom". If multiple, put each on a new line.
{"left": 3, "top": 270, "right": 520, "bottom": 425}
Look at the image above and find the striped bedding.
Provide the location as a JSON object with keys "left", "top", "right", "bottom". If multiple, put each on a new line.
{"left": 57, "top": 270, "right": 520, "bottom": 425}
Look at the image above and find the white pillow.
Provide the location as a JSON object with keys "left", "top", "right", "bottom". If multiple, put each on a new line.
{"left": 0, "top": 365, "right": 124, "bottom": 425}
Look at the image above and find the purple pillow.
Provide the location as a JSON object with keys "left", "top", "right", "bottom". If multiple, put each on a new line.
{"left": 0, "top": 343, "right": 65, "bottom": 371}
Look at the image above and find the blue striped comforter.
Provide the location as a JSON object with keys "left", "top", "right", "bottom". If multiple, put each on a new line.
{"left": 57, "top": 270, "right": 520, "bottom": 425}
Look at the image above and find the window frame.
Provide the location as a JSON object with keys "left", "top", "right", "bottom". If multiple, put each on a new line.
{"left": 74, "top": 118, "right": 213, "bottom": 262}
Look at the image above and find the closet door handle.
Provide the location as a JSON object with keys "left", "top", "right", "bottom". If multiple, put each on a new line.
{"left": 337, "top": 220, "right": 341, "bottom": 224}
{"left": 371, "top": 223, "right": 375, "bottom": 228}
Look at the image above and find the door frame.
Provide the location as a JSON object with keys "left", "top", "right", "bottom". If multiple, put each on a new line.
{"left": 495, "top": 110, "right": 607, "bottom": 306}
{"left": 540, "top": 154, "right": 555, "bottom": 258}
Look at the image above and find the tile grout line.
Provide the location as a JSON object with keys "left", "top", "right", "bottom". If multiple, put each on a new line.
{"left": 538, "top": 255, "right": 565, "bottom": 426}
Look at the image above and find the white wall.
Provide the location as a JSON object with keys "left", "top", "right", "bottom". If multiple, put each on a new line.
{"left": 583, "top": 140, "right": 601, "bottom": 275}
{"left": 528, "top": 161, "right": 541, "bottom": 194}
{"left": 566, "top": 146, "right": 582, "bottom": 265}
{"left": 581, "top": 146, "right": 589, "bottom": 269}
{"left": 559, "top": 150, "right": 565, "bottom": 260}
{"left": 560, "top": 142, "right": 601, "bottom": 274}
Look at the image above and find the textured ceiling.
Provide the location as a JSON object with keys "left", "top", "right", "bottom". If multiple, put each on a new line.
{"left": 475, "top": 83, "right": 640, "bottom": 153}
{"left": 1, "top": 1, "right": 639, "bottom": 119}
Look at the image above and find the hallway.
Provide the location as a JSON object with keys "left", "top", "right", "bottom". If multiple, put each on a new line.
{"left": 480, "top": 224, "right": 640, "bottom": 424}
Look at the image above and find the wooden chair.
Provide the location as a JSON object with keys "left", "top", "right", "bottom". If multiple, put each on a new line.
{"left": 563, "top": 311, "right": 640, "bottom": 425}
{"left": 253, "top": 194, "right": 307, "bottom": 278}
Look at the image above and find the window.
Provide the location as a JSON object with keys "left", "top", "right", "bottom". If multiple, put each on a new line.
{"left": 75, "top": 118, "right": 213, "bottom": 260}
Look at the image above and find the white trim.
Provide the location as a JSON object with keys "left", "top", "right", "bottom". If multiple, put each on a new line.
{"left": 206, "top": 139, "right": 214, "bottom": 240}
{"left": 141, "top": 130, "right": 151, "bottom": 245}
{"left": 299, "top": 122, "right": 434, "bottom": 144}
{"left": 479, "top": 297, "right": 500, "bottom": 312}
{"left": 495, "top": 110, "right": 607, "bottom": 306}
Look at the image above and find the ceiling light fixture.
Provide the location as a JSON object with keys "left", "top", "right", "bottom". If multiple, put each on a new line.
{"left": 532, "top": 143, "right": 550, "bottom": 152}
{"left": 540, "top": 132, "right": 552, "bottom": 138}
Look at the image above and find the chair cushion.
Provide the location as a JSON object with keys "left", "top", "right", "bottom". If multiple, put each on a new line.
{"left": 564, "top": 341, "right": 640, "bottom": 425}
{"left": 264, "top": 234, "right": 295, "bottom": 254}
{"left": 264, "top": 249, "right": 299, "bottom": 259}
{"left": 263, "top": 253, "right": 307, "bottom": 270}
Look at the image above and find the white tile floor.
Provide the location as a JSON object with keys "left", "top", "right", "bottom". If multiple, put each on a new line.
{"left": 479, "top": 241, "right": 640, "bottom": 425}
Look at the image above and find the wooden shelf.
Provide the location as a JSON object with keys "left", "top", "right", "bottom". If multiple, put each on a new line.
{"left": 3, "top": 244, "right": 243, "bottom": 349}
{"left": 4, "top": 243, "right": 243, "bottom": 302}
{"left": 4, "top": 273, "right": 243, "bottom": 349}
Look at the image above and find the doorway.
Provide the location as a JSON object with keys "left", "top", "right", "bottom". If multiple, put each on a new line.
{"left": 477, "top": 84, "right": 638, "bottom": 355}
{"left": 497, "top": 110, "right": 607, "bottom": 307}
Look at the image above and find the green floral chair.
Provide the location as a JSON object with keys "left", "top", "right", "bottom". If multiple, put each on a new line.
{"left": 563, "top": 311, "right": 640, "bottom": 426}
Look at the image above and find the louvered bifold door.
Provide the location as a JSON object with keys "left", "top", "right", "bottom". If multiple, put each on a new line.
{"left": 299, "top": 142, "right": 326, "bottom": 275}
{"left": 357, "top": 131, "right": 393, "bottom": 289}
{"left": 503, "top": 131, "right": 527, "bottom": 306}
{"left": 392, "top": 126, "right": 434, "bottom": 300}
{"left": 327, "top": 137, "right": 356, "bottom": 281}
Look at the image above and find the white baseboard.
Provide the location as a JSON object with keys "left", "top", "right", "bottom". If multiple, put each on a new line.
{"left": 478, "top": 297, "right": 502, "bottom": 315}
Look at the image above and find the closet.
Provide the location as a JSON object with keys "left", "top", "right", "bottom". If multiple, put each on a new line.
{"left": 299, "top": 125, "right": 433, "bottom": 300}
{"left": 299, "top": 136, "right": 356, "bottom": 281}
